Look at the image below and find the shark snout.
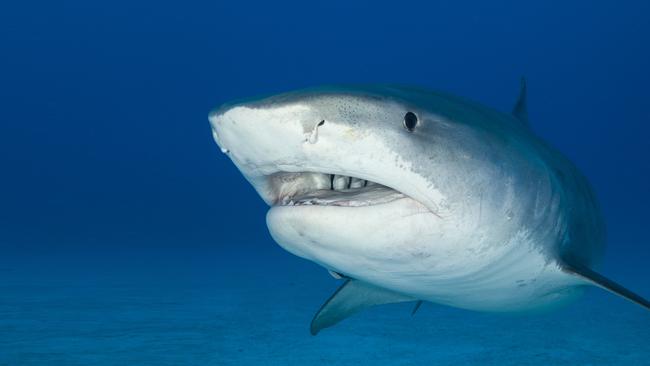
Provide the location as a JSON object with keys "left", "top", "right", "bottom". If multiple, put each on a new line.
{"left": 208, "top": 112, "right": 228, "bottom": 154}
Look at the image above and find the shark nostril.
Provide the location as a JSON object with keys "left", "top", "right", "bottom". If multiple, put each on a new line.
{"left": 306, "top": 120, "right": 325, "bottom": 144}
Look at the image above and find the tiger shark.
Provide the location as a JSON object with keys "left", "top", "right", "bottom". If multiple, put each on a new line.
{"left": 208, "top": 80, "right": 649, "bottom": 335}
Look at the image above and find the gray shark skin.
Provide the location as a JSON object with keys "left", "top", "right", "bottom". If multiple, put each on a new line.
{"left": 209, "top": 81, "right": 649, "bottom": 335}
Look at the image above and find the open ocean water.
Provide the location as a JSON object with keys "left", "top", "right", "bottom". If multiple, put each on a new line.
{"left": 1, "top": 0, "right": 649, "bottom": 365}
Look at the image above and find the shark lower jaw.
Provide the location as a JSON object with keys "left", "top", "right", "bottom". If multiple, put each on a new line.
{"left": 263, "top": 171, "right": 436, "bottom": 280}
{"left": 264, "top": 175, "right": 435, "bottom": 282}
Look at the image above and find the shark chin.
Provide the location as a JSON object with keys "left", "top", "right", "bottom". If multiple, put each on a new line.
{"left": 267, "top": 194, "right": 585, "bottom": 314}
{"left": 266, "top": 190, "right": 432, "bottom": 277}
{"left": 209, "top": 82, "right": 650, "bottom": 335}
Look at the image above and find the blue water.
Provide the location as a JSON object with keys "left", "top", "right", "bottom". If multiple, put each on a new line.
{"left": 1, "top": 0, "right": 649, "bottom": 364}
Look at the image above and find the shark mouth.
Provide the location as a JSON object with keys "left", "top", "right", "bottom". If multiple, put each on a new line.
{"left": 267, "top": 172, "right": 408, "bottom": 208}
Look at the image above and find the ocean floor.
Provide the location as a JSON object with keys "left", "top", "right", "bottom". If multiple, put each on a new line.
{"left": 1, "top": 244, "right": 649, "bottom": 365}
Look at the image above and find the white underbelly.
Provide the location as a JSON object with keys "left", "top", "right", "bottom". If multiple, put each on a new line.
{"left": 267, "top": 198, "right": 588, "bottom": 313}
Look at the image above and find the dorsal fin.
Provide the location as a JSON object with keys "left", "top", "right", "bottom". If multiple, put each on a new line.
{"left": 562, "top": 260, "right": 650, "bottom": 311}
{"left": 512, "top": 77, "right": 529, "bottom": 126}
{"left": 310, "top": 279, "right": 413, "bottom": 335}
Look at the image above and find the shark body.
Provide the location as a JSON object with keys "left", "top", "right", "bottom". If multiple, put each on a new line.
{"left": 209, "top": 81, "right": 649, "bottom": 334}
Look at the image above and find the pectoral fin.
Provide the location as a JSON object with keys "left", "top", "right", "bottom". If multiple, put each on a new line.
{"left": 563, "top": 262, "right": 650, "bottom": 311}
{"left": 411, "top": 300, "right": 424, "bottom": 315}
{"left": 310, "top": 279, "right": 413, "bottom": 335}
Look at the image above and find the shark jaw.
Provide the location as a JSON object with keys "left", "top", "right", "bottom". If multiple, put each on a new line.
{"left": 263, "top": 170, "right": 437, "bottom": 275}
{"left": 268, "top": 171, "right": 408, "bottom": 207}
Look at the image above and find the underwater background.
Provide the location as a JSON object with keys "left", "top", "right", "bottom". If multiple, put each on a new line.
{"left": 1, "top": 0, "right": 649, "bottom": 364}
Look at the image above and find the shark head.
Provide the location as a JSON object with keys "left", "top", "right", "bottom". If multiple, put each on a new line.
{"left": 210, "top": 88, "right": 450, "bottom": 268}
{"left": 209, "top": 86, "right": 451, "bottom": 210}
{"left": 209, "top": 84, "right": 648, "bottom": 330}
{"left": 209, "top": 85, "right": 559, "bottom": 304}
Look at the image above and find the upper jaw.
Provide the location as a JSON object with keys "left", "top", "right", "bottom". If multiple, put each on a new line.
{"left": 210, "top": 105, "right": 442, "bottom": 216}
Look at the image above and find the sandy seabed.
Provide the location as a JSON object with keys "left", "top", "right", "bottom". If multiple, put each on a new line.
{"left": 1, "top": 246, "right": 649, "bottom": 365}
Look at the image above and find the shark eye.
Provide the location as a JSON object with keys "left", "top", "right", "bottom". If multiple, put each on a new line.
{"left": 403, "top": 112, "right": 418, "bottom": 132}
